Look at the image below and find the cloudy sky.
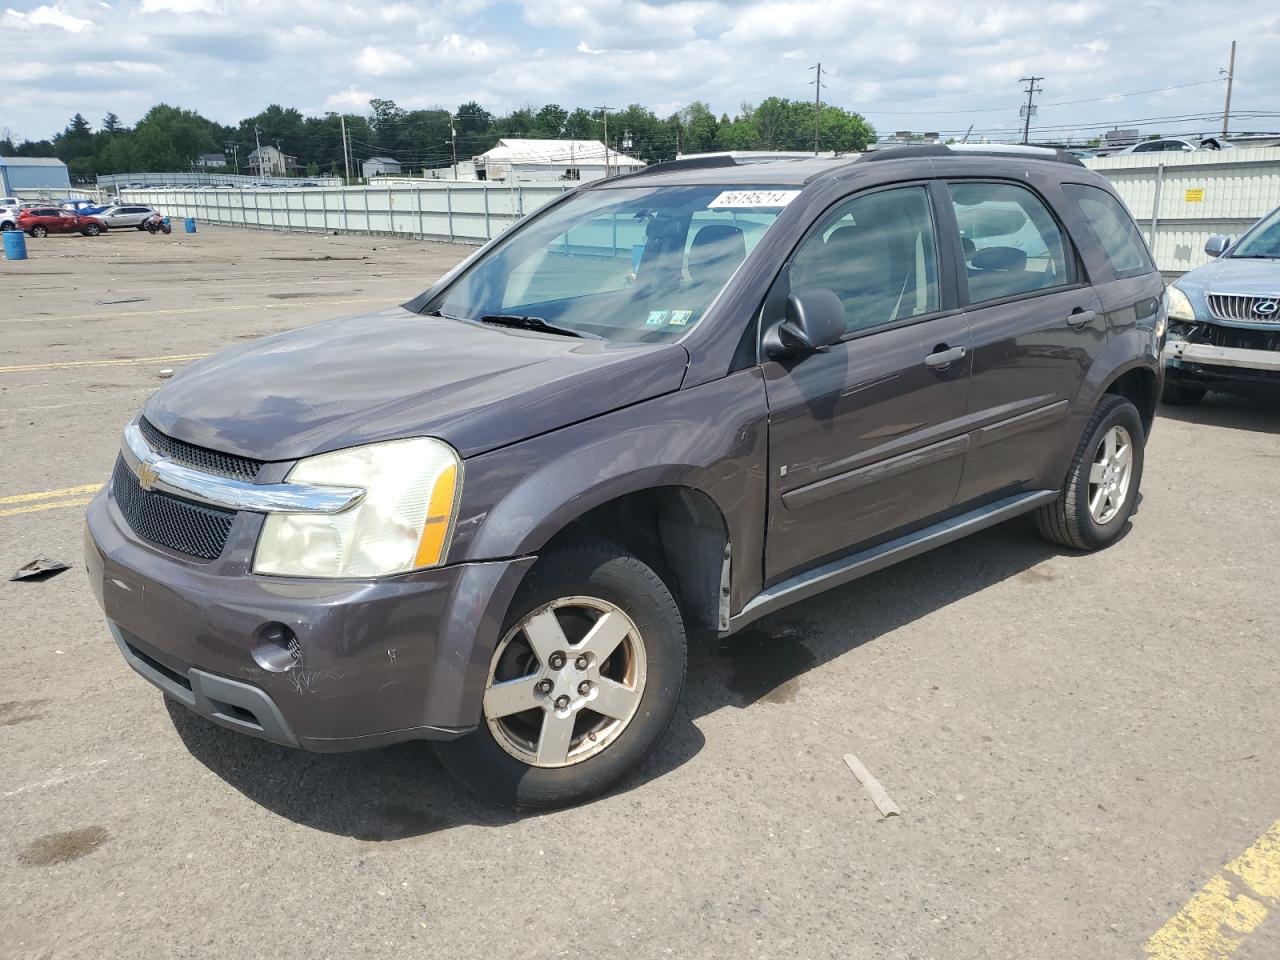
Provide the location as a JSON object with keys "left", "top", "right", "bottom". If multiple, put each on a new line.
{"left": 2, "top": 0, "right": 1277, "bottom": 144}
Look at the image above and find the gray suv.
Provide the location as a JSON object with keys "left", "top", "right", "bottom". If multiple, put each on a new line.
{"left": 1163, "top": 205, "right": 1280, "bottom": 404}
{"left": 85, "top": 144, "right": 1167, "bottom": 808}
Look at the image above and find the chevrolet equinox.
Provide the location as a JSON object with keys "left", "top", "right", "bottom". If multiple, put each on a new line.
{"left": 86, "top": 144, "right": 1167, "bottom": 808}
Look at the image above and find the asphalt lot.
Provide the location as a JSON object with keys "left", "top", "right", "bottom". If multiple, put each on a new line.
{"left": 3, "top": 225, "right": 1280, "bottom": 960}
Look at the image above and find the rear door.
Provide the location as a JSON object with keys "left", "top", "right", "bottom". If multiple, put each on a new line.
{"left": 943, "top": 179, "right": 1105, "bottom": 503}
{"left": 763, "top": 182, "right": 971, "bottom": 582}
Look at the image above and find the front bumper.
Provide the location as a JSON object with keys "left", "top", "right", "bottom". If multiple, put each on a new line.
{"left": 85, "top": 487, "right": 533, "bottom": 752}
{"left": 1164, "top": 338, "right": 1280, "bottom": 387}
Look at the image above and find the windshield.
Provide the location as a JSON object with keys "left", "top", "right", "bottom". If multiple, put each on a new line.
{"left": 1230, "top": 207, "right": 1280, "bottom": 258}
{"left": 428, "top": 184, "right": 797, "bottom": 343}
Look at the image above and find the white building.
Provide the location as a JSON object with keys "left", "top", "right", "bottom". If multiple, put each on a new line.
{"left": 247, "top": 145, "right": 297, "bottom": 178}
{"left": 195, "top": 153, "right": 227, "bottom": 169}
{"left": 473, "top": 139, "right": 645, "bottom": 183}
{"left": 362, "top": 156, "right": 403, "bottom": 178}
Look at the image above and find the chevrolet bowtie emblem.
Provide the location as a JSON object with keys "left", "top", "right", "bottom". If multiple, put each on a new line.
{"left": 135, "top": 458, "right": 162, "bottom": 491}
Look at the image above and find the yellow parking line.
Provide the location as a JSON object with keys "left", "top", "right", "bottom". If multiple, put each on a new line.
{"left": 0, "top": 483, "right": 102, "bottom": 505}
{"left": 1145, "top": 818, "right": 1280, "bottom": 959}
{"left": 0, "top": 354, "right": 207, "bottom": 374}
{"left": 0, "top": 496, "right": 96, "bottom": 517}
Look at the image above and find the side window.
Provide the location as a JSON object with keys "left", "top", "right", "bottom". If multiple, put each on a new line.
{"left": 1062, "top": 183, "right": 1154, "bottom": 279}
{"left": 950, "top": 181, "right": 1069, "bottom": 303}
{"left": 787, "top": 185, "right": 940, "bottom": 334}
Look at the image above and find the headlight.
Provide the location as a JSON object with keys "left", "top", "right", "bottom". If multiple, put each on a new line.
{"left": 1166, "top": 284, "right": 1195, "bottom": 322}
{"left": 253, "top": 438, "right": 461, "bottom": 578}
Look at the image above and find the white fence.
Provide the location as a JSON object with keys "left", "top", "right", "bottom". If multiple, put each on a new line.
{"left": 1086, "top": 147, "right": 1280, "bottom": 274}
{"left": 101, "top": 171, "right": 341, "bottom": 190}
{"left": 118, "top": 181, "right": 572, "bottom": 245}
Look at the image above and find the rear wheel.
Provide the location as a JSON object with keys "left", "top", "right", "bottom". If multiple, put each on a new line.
{"left": 30, "top": 225, "right": 47, "bottom": 238}
{"left": 0, "top": 221, "right": 12, "bottom": 231}
{"left": 1036, "top": 395, "right": 1145, "bottom": 551}
{"left": 434, "top": 541, "right": 686, "bottom": 809}
{"left": 1161, "top": 381, "right": 1207, "bottom": 406}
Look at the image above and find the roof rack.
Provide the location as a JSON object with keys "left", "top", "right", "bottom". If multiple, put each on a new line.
{"left": 856, "top": 143, "right": 1084, "bottom": 167}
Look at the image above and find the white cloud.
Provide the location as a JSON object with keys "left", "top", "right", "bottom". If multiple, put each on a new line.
{"left": 3, "top": 0, "right": 1276, "bottom": 149}
{"left": 3, "top": 3, "right": 94, "bottom": 31}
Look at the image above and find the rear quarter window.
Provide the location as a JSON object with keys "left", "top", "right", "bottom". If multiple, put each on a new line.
{"left": 1063, "top": 184, "right": 1154, "bottom": 279}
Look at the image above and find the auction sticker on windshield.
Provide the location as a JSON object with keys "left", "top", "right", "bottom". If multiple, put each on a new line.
{"left": 708, "top": 190, "right": 802, "bottom": 209}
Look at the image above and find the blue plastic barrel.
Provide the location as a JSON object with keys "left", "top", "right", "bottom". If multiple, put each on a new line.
{"left": 162, "top": 216, "right": 171, "bottom": 227}
{"left": 3, "top": 229, "right": 27, "bottom": 261}
{"left": 184, "top": 217, "right": 197, "bottom": 233}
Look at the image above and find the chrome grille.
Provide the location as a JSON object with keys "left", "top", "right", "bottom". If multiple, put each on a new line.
{"left": 138, "top": 417, "right": 263, "bottom": 481}
{"left": 111, "top": 457, "right": 234, "bottom": 561}
{"left": 1206, "top": 293, "right": 1280, "bottom": 324}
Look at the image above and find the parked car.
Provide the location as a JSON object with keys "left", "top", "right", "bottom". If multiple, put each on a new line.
{"left": 1163, "top": 205, "right": 1280, "bottom": 403}
{"left": 1, "top": 195, "right": 21, "bottom": 210}
{"left": 86, "top": 144, "right": 1166, "bottom": 808}
{"left": 94, "top": 204, "right": 159, "bottom": 230}
{"left": 0, "top": 205, "right": 19, "bottom": 231}
{"left": 1119, "top": 137, "right": 1235, "bottom": 155}
{"left": 18, "top": 207, "right": 107, "bottom": 237}
{"left": 61, "top": 198, "right": 100, "bottom": 213}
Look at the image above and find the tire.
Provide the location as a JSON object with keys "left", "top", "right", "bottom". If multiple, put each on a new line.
{"left": 136, "top": 223, "right": 147, "bottom": 231}
{"left": 434, "top": 541, "right": 687, "bottom": 809}
{"left": 82, "top": 224, "right": 101, "bottom": 236}
{"left": 1036, "top": 394, "right": 1145, "bottom": 551}
{"left": 30, "top": 225, "right": 47, "bottom": 238}
{"left": 1161, "top": 381, "right": 1207, "bottom": 406}
{"left": 0, "top": 221, "right": 12, "bottom": 231}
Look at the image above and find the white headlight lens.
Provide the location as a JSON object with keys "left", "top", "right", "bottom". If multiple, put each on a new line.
{"left": 253, "top": 438, "right": 461, "bottom": 578}
{"left": 1167, "top": 284, "right": 1195, "bottom": 322}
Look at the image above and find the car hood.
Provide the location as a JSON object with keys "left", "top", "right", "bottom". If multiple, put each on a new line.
{"left": 1177, "top": 256, "right": 1280, "bottom": 296}
{"left": 144, "top": 306, "right": 689, "bottom": 461}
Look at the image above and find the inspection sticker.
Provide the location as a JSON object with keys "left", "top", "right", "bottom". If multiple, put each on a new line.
{"left": 668, "top": 310, "right": 693, "bottom": 326}
{"left": 646, "top": 310, "right": 670, "bottom": 325}
{"left": 708, "top": 189, "right": 801, "bottom": 209}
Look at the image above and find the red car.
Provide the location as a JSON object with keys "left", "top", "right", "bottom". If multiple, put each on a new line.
{"left": 18, "top": 206, "right": 107, "bottom": 238}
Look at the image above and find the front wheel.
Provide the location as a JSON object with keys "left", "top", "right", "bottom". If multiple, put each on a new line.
{"left": 29, "top": 225, "right": 47, "bottom": 238}
{"left": 434, "top": 541, "right": 687, "bottom": 809}
{"left": 1036, "top": 394, "right": 1145, "bottom": 551}
{"left": 82, "top": 224, "right": 101, "bottom": 236}
{"left": 0, "top": 221, "right": 12, "bottom": 231}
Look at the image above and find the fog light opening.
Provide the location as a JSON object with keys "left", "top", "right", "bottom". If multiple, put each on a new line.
{"left": 251, "top": 622, "right": 300, "bottom": 672}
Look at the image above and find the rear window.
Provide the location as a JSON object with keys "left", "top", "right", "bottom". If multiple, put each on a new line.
{"left": 1063, "top": 184, "right": 1154, "bottom": 279}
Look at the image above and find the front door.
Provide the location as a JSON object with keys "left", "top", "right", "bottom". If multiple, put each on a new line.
{"left": 763, "top": 183, "right": 972, "bottom": 583}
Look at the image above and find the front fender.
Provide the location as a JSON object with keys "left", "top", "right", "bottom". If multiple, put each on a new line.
{"left": 448, "top": 368, "right": 770, "bottom": 613}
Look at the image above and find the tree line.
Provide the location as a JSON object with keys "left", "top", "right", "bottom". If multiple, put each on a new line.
{"left": 0, "top": 98, "right": 876, "bottom": 180}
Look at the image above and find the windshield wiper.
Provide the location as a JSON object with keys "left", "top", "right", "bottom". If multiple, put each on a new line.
{"left": 1229, "top": 254, "right": 1279, "bottom": 260}
{"left": 474, "top": 314, "right": 598, "bottom": 339}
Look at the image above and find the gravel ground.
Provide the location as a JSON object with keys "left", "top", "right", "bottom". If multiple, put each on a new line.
{"left": 2, "top": 225, "right": 1279, "bottom": 960}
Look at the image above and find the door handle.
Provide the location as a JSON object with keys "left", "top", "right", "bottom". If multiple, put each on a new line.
{"left": 925, "top": 345, "right": 967, "bottom": 368}
{"left": 1066, "top": 308, "right": 1097, "bottom": 328}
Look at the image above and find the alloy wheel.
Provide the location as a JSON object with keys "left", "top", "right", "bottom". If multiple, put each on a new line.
{"left": 483, "top": 596, "right": 647, "bottom": 768}
{"left": 1088, "top": 424, "right": 1133, "bottom": 524}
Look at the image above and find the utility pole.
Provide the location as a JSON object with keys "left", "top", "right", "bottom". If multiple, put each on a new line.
{"left": 339, "top": 115, "right": 351, "bottom": 184}
{"left": 596, "top": 106, "right": 612, "bottom": 177}
{"left": 449, "top": 115, "right": 458, "bottom": 179}
{"left": 811, "top": 62, "right": 823, "bottom": 155}
{"left": 253, "top": 124, "right": 264, "bottom": 177}
{"left": 1221, "top": 40, "right": 1236, "bottom": 139}
{"left": 1019, "top": 76, "right": 1044, "bottom": 145}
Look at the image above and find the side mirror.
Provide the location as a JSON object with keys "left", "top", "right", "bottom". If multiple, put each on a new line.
{"left": 1204, "top": 235, "right": 1229, "bottom": 258}
{"left": 764, "top": 288, "right": 846, "bottom": 360}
